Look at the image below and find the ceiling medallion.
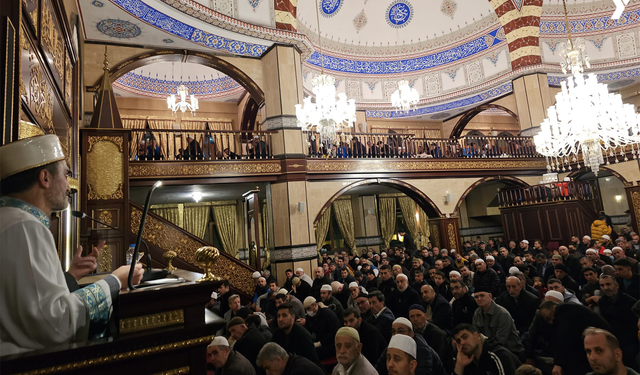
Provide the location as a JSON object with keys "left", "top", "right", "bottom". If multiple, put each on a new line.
{"left": 353, "top": 9, "right": 368, "bottom": 33}
{"left": 534, "top": 0, "right": 640, "bottom": 176}
{"left": 320, "top": 0, "right": 343, "bottom": 18}
{"left": 96, "top": 19, "right": 141, "bottom": 39}
{"left": 91, "top": 0, "right": 104, "bottom": 7}
{"left": 386, "top": 0, "right": 413, "bottom": 29}
{"left": 440, "top": 0, "right": 457, "bottom": 19}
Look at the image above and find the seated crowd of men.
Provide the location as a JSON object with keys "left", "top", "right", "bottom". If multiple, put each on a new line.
{"left": 205, "top": 232, "right": 640, "bottom": 375}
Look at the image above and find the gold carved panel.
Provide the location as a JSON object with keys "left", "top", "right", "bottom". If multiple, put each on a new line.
{"left": 98, "top": 244, "right": 113, "bottom": 273}
{"left": 430, "top": 223, "right": 440, "bottom": 248}
{"left": 119, "top": 309, "right": 184, "bottom": 334}
{"left": 130, "top": 207, "right": 255, "bottom": 296}
{"left": 447, "top": 223, "right": 458, "bottom": 250}
{"left": 632, "top": 191, "right": 640, "bottom": 229}
{"left": 64, "top": 50, "right": 73, "bottom": 111}
{"left": 41, "top": 0, "right": 64, "bottom": 86}
{"left": 129, "top": 162, "right": 281, "bottom": 178}
{"left": 22, "top": 0, "right": 39, "bottom": 36}
{"left": 86, "top": 137, "right": 124, "bottom": 200}
{"left": 306, "top": 159, "right": 547, "bottom": 172}
{"left": 91, "top": 208, "right": 120, "bottom": 230}
{"left": 18, "top": 120, "right": 46, "bottom": 139}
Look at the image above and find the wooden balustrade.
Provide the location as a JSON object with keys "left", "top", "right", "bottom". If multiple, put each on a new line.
{"left": 498, "top": 181, "right": 595, "bottom": 207}
{"left": 130, "top": 130, "right": 275, "bottom": 161}
{"left": 303, "top": 132, "right": 540, "bottom": 159}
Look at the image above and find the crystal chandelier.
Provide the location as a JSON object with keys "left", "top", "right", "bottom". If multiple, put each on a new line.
{"left": 295, "top": 0, "right": 356, "bottom": 144}
{"left": 533, "top": 0, "right": 640, "bottom": 176}
{"left": 167, "top": 84, "right": 199, "bottom": 115}
{"left": 391, "top": 80, "right": 420, "bottom": 112}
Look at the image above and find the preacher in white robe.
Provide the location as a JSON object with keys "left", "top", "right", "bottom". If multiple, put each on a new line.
{"left": 0, "top": 197, "right": 121, "bottom": 356}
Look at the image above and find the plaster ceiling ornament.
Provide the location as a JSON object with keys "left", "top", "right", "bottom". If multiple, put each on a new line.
{"left": 511, "top": 0, "right": 524, "bottom": 12}
{"left": 320, "top": 0, "right": 343, "bottom": 18}
{"left": 546, "top": 41, "right": 561, "bottom": 54}
{"left": 440, "top": 0, "right": 457, "bottom": 19}
{"left": 353, "top": 9, "right": 368, "bottom": 33}
{"left": 608, "top": 79, "right": 635, "bottom": 89}
{"left": 588, "top": 36, "right": 607, "bottom": 51}
{"left": 163, "top": 38, "right": 174, "bottom": 43}
{"left": 96, "top": 19, "right": 141, "bottom": 38}
{"left": 430, "top": 112, "right": 451, "bottom": 120}
{"left": 247, "top": 0, "right": 261, "bottom": 12}
{"left": 534, "top": 0, "right": 640, "bottom": 176}
{"left": 386, "top": 0, "right": 414, "bottom": 29}
{"left": 92, "top": 0, "right": 104, "bottom": 7}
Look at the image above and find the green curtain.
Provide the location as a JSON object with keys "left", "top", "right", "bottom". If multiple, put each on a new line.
{"left": 418, "top": 207, "right": 431, "bottom": 249}
{"left": 379, "top": 197, "right": 397, "bottom": 248}
{"left": 212, "top": 204, "right": 239, "bottom": 258}
{"left": 183, "top": 205, "right": 210, "bottom": 239}
{"left": 397, "top": 197, "right": 419, "bottom": 247}
{"left": 151, "top": 206, "right": 182, "bottom": 228}
{"left": 316, "top": 206, "right": 332, "bottom": 250}
{"left": 332, "top": 199, "right": 356, "bottom": 252}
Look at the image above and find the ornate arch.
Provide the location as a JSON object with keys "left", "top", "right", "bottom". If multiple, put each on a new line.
{"left": 449, "top": 104, "right": 518, "bottom": 138}
{"left": 452, "top": 176, "right": 530, "bottom": 216}
{"left": 568, "top": 166, "right": 632, "bottom": 187}
{"left": 87, "top": 49, "right": 265, "bottom": 105}
{"left": 313, "top": 178, "right": 445, "bottom": 227}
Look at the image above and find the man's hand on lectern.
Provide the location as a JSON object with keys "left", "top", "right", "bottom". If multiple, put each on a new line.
{"left": 113, "top": 263, "right": 144, "bottom": 290}
{"left": 68, "top": 241, "right": 102, "bottom": 280}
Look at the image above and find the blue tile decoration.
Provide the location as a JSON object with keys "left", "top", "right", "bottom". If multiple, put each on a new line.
{"left": 308, "top": 27, "right": 504, "bottom": 74}
{"left": 97, "top": 19, "right": 141, "bottom": 38}
{"left": 366, "top": 82, "right": 513, "bottom": 118}
{"left": 365, "top": 81, "right": 378, "bottom": 91}
{"left": 588, "top": 36, "right": 608, "bottom": 50}
{"left": 386, "top": 0, "right": 414, "bottom": 29}
{"left": 547, "top": 67, "right": 640, "bottom": 87}
{"left": 320, "top": 0, "right": 343, "bottom": 18}
{"left": 486, "top": 52, "right": 500, "bottom": 65}
{"left": 248, "top": 0, "right": 262, "bottom": 11}
{"left": 540, "top": 8, "right": 640, "bottom": 35}
{"left": 545, "top": 41, "right": 560, "bottom": 53}
{"left": 92, "top": 0, "right": 104, "bottom": 7}
{"left": 110, "top": 0, "right": 269, "bottom": 57}
{"left": 115, "top": 71, "right": 241, "bottom": 97}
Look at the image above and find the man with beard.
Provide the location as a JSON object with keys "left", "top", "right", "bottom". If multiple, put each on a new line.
{"left": 388, "top": 274, "right": 421, "bottom": 318}
{"left": 319, "top": 284, "right": 344, "bottom": 318}
{"left": 420, "top": 284, "right": 453, "bottom": 335}
{"left": 597, "top": 275, "right": 639, "bottom": 370}
{"left": 302, "top": 297, "right": 340, "bottom": 361}
{"left": 343, "top": 308, "right": 387, "bottom": 366}
{"left": 581, "top": 267, "right": 602, "bottom": 309}
{"left": 228, "top": 317, "right": 267, "bottom": 373}
{"left": 450, "top": 279, "right": 477, "bottom": 326}
{"left": 472, "top": 259, "right": 501, "bottom": 296}
{"left": 452, "top": 324, "right": 521, "bottom": 375}
{"left": 378, "top": 265, "right": 398, "bottom": 299}
{"left": 333, "top": 327, "right": 377, "bottom": 375}
{"left": 407, "top": 304, "right": 454, "bottom": 373}
{"left": 311, "top": 266, "right": 331, "bottom": 300}
{"left": 583, "top": 327, "right": 640, "bottom": 375}
{"left": 577, "top": 235, "right": 591, "bottom": 256}
{"left": 472, "top": 287, "right": 523, "bottom": 355}
{"left": 356, "top": 292, "right": 374, "bottom": 321}
{"left": 271, "top": 303, "right": 322, "bottom": 369}
{"left": 459, "top": 266, "right": 474, "bottom": 288}
{"left": 495, "top": 276, "right": 540, "bottom": 335}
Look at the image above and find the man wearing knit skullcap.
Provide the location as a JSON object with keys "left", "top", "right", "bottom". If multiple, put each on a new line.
{"left": 332, "top": 327, "right": 377, "bottom": 375}
{"left": 386, "top": 334, "right": 418, "bottom": 375}
{"left": 374, "top": 317, "right": 446, "bottom": 375}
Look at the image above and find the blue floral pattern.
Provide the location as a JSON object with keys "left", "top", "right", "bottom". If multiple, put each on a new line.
{"left": 0, "top": 196, "right": 50, "bottom": 228}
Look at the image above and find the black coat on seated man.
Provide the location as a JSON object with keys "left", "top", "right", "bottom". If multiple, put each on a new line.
{"left": 311, "top": 275, "right": 330, "bottom": 300}
{"left": 387, "top": 284, "right": 421, "bottom": 318}
{"left": 271, "top": 318, "right": 322, "bottom": 369}
{"left": 304, "top": 305, "right": 340, "bottom": 360}
{"left": 375, "top": 331, "right": 446, "bottom": 375}
{"left": 234, "top": 326, "right": 267, "bottom": 374}
{"left": 358, "top": 319, "right": 387, "bottom": 366}
{"left": 598, "top": 285, "right": 639, "bottom": 370}
{"left": 452, "top": 291, "right": 477, "bottom": 326}
{"left": 472, "top": 264, "right": 501, "bottom": 296}
{"left": 421, "top": 289, "right": 454, "bottom": 335}
{"left": 277, "top": 352, "right": 326, "bottom": 375}
{"left": 496, "top": 288, "right": 541, "bottom": 335}
{"left": 415, "top": 322, "right": 454, "bottom": 373}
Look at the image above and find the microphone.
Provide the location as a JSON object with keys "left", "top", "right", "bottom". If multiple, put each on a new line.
{"left": 71, "top": 211, "right": 119, "bottom": 231}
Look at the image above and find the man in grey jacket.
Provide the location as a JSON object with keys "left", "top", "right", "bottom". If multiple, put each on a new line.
{"left": 332, "top": 327, "right": 378, "bottom": 375}
{"left": 471, "top": 287, "right": 523, "bottom": 356}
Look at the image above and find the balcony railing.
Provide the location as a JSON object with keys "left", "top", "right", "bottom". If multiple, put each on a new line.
{"left": 498, "top": 181, "right": 595, "bottom": 207}
{"left": 303, "top": 132, "right": 540, "bottom": 159}
{"left": 130, "top": 130, "right": 275, "bottom": 161}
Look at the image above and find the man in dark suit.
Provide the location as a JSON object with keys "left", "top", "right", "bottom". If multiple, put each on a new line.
{"left": 342, "top": 307, "right": 387, "bottom": 366}
{"left": 398, "top": 229, "right": 417, "bottom": 256}
{"left": 366, "top": 291, "right": 395, "bottom": 342}
{"left": 271, "top": 303, "right": 323, "bottom": 369}
{"left": 420, "top": 284, "right": 454, "bottom": 335}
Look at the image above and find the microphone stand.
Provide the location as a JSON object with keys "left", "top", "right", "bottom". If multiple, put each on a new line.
{"left": 127, "top": 181, "right": 162, "bottom": 290}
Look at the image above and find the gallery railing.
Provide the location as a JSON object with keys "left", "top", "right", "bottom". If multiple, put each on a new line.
{"left": 498, "top": 181, "right": 595, "bottom": 207}
{"left": 302, "top": 132, "right": 541, "bottom": 159}
{"left": 130, "top": 129, "right": 275, "bottom": 161}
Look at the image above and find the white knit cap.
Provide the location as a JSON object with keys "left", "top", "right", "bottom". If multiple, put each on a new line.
{"left": 0, "top": 134, "right": 66, "bottom": 179}
{"left": 509, "top": 266, "right": 520, "bottom": 275}
{"left": 486, "top": 255, "right": 495, "bottom": 261}
{"left": 586, "top": 249, "right": 597, "bottom": 254}
{"left": 522, "top": 240, "right": 529, "bottom": 244}
{"left": 393, "top": 317, "right": 413, "bottom": 330}
{"left": 602, "top": 235, "right": 610, "bottom": 240}
{"left": 208, "top": 336, "right": 229, "bottom": 347}
{"left": 545, "top": 291, "right": 564, "bottom": 302}
{"left": 296, "top": 268, "right": 304, "bottom": 273}
{"left": 252, "top": 271, "right": 261, "bottom": 279}
{"left": 612, "top": 246, "right": 623, "bottom": 252}
{"left": 321, "top": 284, "right": 332, "bottom": 292}
{"left": 349, "top": 282, "right": 359, "bottom": 289}
{"left": 449, "top": 271, "right": 461, "bottom": 277}
{"left": 396, "top": 274, "right": 408, "bottom": 281}
{"left": 381, "top": 252, "right": 387, "bottom": 256}
{"left": 584, "top": 235, "right": 591, "bottom": 240}
{"left": 277, "top": 288, "right": 289, "bottom": 295}
{"left": 303, "top": 296, "right": 317, "bottom": 309}
{"left": 475, "top": 259, "right": 485, "bottom": 264}
{"left": 603, "top": 249, "right": 612, "bottom": 255}
{"left": 388, "top": 334, "right": 417, "bottom": 359}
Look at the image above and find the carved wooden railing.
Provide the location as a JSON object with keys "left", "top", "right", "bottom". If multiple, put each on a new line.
{"left": 130, "top": 129, "right": 276, "bottom": 161}
{"left": 303, "top": 132, "right": 541, "bottom": 159}
{"left": 130, "top": 202, "right": 256, "bottom": 297}
{"left": 498, "top": 180, "right": 597, "bottom": 207}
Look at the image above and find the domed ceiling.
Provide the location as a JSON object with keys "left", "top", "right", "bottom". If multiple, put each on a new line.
{"left": 78, "top": 0, "right": 640, "bottom": 119}
{"left": 112, "top": 62, "right": 245, "bottom": 102}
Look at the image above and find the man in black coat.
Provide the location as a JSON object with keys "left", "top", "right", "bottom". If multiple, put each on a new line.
{"left": 311, "top": 266, "right": 331, "bottom": 300}
{"left": 256, "top": 343, "right": 325, "bottom": 375}
{"left": 450, "top": 279, "right": 477, "bottom": 326}
{"left": 597, "top": 274, "right": 639, "bottom": 370}
{"left": 398, "top": 229, "right": 417, "bottom": 255}
{"left": 420, "top": 284, "right": 454, "bottom": 335}
{"left": 408, "top": 304, "right": 454, "bottom": 373}
{"left": 472, "top": 259, "right": 501, "bottom": 296}
{"left": 387, "top": 274, "right": 421, "bottom": 318}
{"left": 452, "top": 324, "right": 521, "bottom": 375}
{"left": 342, "top": 307, "right": 387, "bottom": 366}
{"left": 496, "top": 276, "right": 540, "bottom": 335}
{"left": 559, "top": 245, "right": 581, "bottom": 280}
{"left": 228, "top": 317, "right": 267, "bottom": 374}
{"left": 271, "top": 303, "right": 323, "bottom": 369}
{"left": 539, "top": 300, "right": 611, "bottom": 375}
{"left": 377, "top": 265, "right": 397, "bottom": 299}
{"left": 554, "top": 263, "right": 580, "bottom": 297}
{"left": 301, "top": 297, "right": 340, "bottom": 360}
{"left": 367, "top": 291, "right": 396, "bottom": 342}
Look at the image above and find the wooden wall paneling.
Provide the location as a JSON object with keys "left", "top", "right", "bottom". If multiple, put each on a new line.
{"left": 518, "top": 210, "right": 544, "bottom": 241}
{"left": 543, "top": 207, "right": 562, "bottom": 241}
{"left": 501, "top": 211, "right": 519, "bottom": 241}
{"left": 565, "top": 207, "right": 581, "bottom": 238}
